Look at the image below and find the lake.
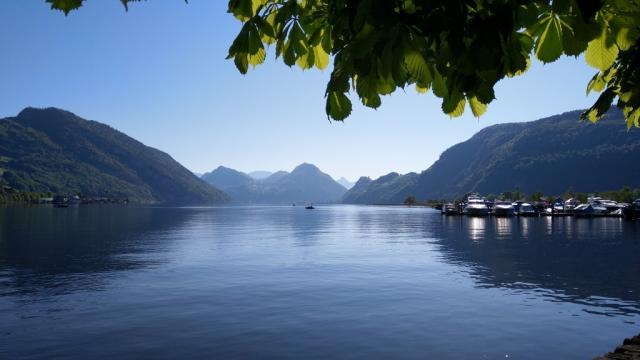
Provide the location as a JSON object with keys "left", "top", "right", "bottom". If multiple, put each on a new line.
{"left": 1, "top": 205, "right": 639, "bottom": 359}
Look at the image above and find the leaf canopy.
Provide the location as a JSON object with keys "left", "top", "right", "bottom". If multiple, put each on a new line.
{"left": 45, "top": 0, "right": 640, "bottom": 126}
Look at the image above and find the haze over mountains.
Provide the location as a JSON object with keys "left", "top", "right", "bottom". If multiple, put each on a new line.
{"left": 343, "top": 109, "right": 640, "bottom": 203}
{"left": 337, "top": 177, "right": 356, "bottom": 189}
{"left": 201, "top": 163, "right": 347, "bottom": 204}
{"left": 0, "top": 108, "right": 229, "bottom": 204}
{"left": 247, "top": 171, "right": 273, "bottom": 180}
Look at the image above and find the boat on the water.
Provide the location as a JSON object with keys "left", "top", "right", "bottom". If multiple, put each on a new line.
{"left": 441, "top": 203, "right": 459, "bottom": 215}
{"left": 464, "top": 196, "right": 489, "bottom": 216}
{"left": 623, "top": 199, "right": 640, "bottom": 220}
{"left": 552, "top": 198, "right": 565, "bottom": 213}
{"left": 493, "top": 201, "right": 515, "bottom": 217}
{"left": 516, "top": 202, "right": 538, "bottom": 216}
{"left": 564, "top": 198, "right": 580, "bottom": 213}
{"left": 589, "top": 196, "right": 620, "bottom": 214}
{"left": 305, "top": 205, "right": 315, "bottom": 210}
{"left": 574, "top": 202, "right": 607, "bottom": 217}
{"left": 574, "top": 203, "right": 595, "bottom": 217}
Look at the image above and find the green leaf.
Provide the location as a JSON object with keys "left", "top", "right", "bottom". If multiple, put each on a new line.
{"left": 586, "top": 68, "right": 614, "bottom": 95}
{"left": 415, "top": 84, "right": 429, "bottom": 94}
{"left": 560, "top": 20, "right": 588, "bottom": 56}
{"left": 234, "top": 54, "right": 249, "bottom": 74}
{"left": 614, "top": 27, "right": 640, "bottom": 52}
{"left": 296, "top": 47, "right": 314, "bottom": 69}
{"left": 248, "top": 48, "right": 266, "bottom": 67}
{"left": 442, "top": 91, "right": 466, "bottom": 118}
{"left": 326, "top": 92, "right": 352, "bottom": 121}
{"left": 469, "top": 97, "right": 488, "bottom": 117}
{"left": 581, "top": 88, "right": 616, "bottom": 122}
{"left": 432, "top": 70, "right": 447, "bottom": 98}
{"left": 624, "top": 107, "right": 640, "bottom": 129}
{"left": 228, "top": 0, "right": 255, "bottom": 21}
{"left": 404, "top": 51, "right": 432, "bottom": 84}
{"left": 47, "top": 0, "right": 84, "bottom": 15}
{"left": 312, "top": 46, "right": 330, "bottom": 70}
{"left": 585, "top": 31, "right": 619, "bottom": 71}
{"left": 283, "top": 39, "right": 297, "bottom": 66}
{"left": 290, "top": 22, "right": 308, "bottom": 57}
{"left": 534, "top": 16, "right": 564, "bottom": 63}
{"left": 377, "top": 73, "right": 396, "bottom": 95}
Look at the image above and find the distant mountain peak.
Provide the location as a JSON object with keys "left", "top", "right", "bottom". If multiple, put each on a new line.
{"left": 201, "top": 164, "right": 346, "bottom": 204}
{"left": 292, "top": 163, "right": 320, "bottom": 173}
{"left": 337, "top": 177, "right": 356, "bottom": 190}
{"left": 354, "top": 176, "right": 372, "bottom": 185}
{"left": 213, "top": 165, "right": 236, "bottom": 172}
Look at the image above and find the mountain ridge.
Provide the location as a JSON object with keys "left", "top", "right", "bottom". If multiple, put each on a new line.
{"left": 202, "top": 163, "right": 347, "bottom": 204}
{"left": 0, "top": 107, "right": 229, "bottom": 204}
{"left": 342, "top": 109, "right": 640, "bottom": 203}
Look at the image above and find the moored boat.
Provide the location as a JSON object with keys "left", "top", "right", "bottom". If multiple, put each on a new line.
{"left": 493, "top": 201, "right": 515, "bottom": 217}
{"left": 441, "top": 203, "right": 459, "bottom": 215}
{"left": 516, "top": 202, "right": 538, "bottom": 216}
{"left": 552, "top": 198, "right": 565, "bottom": 213}
{"left": 574, "top": 202, "right": 607, "bottom": 217}
{"left": 464, "top": 195, "right": 489, "bottom": 216}
{"left": 623, "top": 199, "right": 640, "bottom": 220}
{"left": 574, "top": 203, "right": 595, "bottom": 217}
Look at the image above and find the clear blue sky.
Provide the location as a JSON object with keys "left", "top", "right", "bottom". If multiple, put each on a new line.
{"left": 0, "top": 1, "right": 600, "bottom": 181}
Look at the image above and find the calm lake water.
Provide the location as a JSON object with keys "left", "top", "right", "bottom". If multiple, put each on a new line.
{"left": 1, "top": 205, "right": 639, "bottom": 359}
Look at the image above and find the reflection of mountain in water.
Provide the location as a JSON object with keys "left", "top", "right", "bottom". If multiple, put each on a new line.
{"left": 432, "top": 215, "right": 640, "bottom": 316}
{"left": 0, "top": 206, "right": 192, "bottom": 297}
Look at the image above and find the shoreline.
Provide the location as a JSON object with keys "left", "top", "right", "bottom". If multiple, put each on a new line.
{"left": 595, "top": 334, "right": 640, "bottom": 360}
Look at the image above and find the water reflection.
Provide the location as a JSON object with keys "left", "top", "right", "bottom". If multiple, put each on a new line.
{"left": 0, "top": 206, "right": 192, "bottom": 298}
{"left": 0, "top": 206, "right": 639, "bottom": 360}
{"left": 433, "top": 212, "right": 640, "bottom": 315}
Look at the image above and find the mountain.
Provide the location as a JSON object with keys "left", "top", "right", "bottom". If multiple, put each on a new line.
{"left": 260, "top": 163, "right": 347, "bottom": 203}
{"left": 200, "top": 166, "right": 261, "bottom": 202}
{"left": 0, "top": 107, "right": 229, "bottom": 204}
{"left": 343, "top": 109, "right": 640, "bottom": 203}
{"left": 342, "top": 173, "right": 419, "bottom": 204}
{"left": 261, "top": 170, "right": 289, "bottom": 184}
{"left": 201, "top": 163, "right": 347, "bottom": 203}
{"left": 202, "top": 166, "right": 256, "bottom": 190}
{"left": 247, "top": 170, "right": 273, "bottom": 180}
{"left": 337, "top": 177, "right": 356, "bottom": 189}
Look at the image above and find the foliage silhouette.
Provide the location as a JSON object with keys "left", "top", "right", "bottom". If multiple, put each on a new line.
{"left": 45, "top": 0, "right": 640, "bottom": 126}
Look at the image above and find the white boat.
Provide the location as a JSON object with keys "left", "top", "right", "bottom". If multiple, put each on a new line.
{"left": 464, "top": 196, "right": 489, "bottom": 216}
{"left": 517, "top": 202, "right": 538, "bottom": 216}
{"left": 441, "top": 203, "right": 459, "bottom": 215}
{"left": 587, "top": 197, "right": 609, "bottom": 215}
{"left": 552, "top": 198, "right": 565, "bottom": 212}
{"left": 574, "top": 203, "right": 595, "bottom": 217}
{"left": 563, "top": 198, "right": 580, "bottom": 213}
{"left": 493, "top": 201, "right": 515, "bottom": 217}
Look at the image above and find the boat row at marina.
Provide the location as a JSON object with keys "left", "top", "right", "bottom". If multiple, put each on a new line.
{"left": 439, "top": 195, "right": 640, "bottom": 219}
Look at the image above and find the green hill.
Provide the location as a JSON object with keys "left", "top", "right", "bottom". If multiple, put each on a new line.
{"left": 0, "top": 107, "right": 229, "bottom": 204}
{"left": 343, "top": 109, "right": 640, "bottom": 203}
{"left": 342, "top": 173, "right": 418, "bottom": 204}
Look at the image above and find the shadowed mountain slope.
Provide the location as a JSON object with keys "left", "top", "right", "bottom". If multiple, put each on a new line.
{"left": 0, "top": 107, "right": 229, "bottom": 204}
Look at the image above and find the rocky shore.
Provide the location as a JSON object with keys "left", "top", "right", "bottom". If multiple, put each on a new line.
{"left": 595, "top": 334, "right": 640, "bottom": 360}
